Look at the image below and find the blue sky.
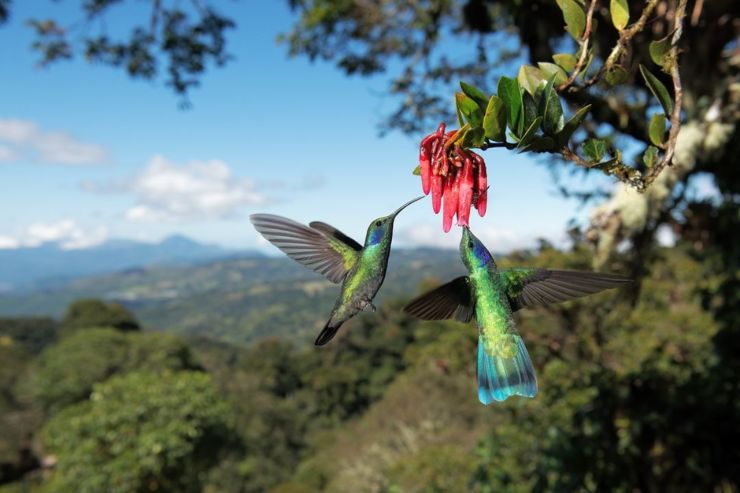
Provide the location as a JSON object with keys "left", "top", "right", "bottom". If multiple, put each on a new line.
{"left": 0, "top": 1, "right": 609, "bottom": 252}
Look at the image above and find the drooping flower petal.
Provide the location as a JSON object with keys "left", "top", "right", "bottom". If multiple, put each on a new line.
{"left": 474, "top": 154, "right": 488, "bottom": 217}
{"left": 431, "top": 174, "right": 443, "bottom": 213}
{"left": 419, "top": 144, "right": 431, "bottom": 195}
{"left": 443, "top": 173, "right": 459, "bottom": 233}
{"left": 457, "top": 156, "right": 474, "bottom": 226}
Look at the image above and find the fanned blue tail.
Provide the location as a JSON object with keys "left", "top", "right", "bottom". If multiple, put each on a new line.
{"left": 476, "top": 334, "right": 537, "bottom": 404}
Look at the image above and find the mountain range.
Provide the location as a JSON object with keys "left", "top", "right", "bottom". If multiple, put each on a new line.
{"left": 0, "top": 235, "right": 263, "bottom": 291}
{"left": 0, "top": 247, "right": 466, "bottom": 346}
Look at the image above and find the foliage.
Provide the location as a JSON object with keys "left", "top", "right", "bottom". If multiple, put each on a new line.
{"left": 0, "top": 241, "right": 738, "bottom": 491}
{"left": 61, "top": 298, "right": 140, "bottom": 334}
{"left": 21, "top": 1, "right": 234, "bottom": 100}
{"left": 23, "top": 327, "right": 196, "bottom": 413}
{"left": 0, "top": 318, "right": 57, "bottom": 355}
{"left": 41, "top": 370, "right": 232, "bottom": 493}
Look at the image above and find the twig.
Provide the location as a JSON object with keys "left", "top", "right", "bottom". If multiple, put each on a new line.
{"left": 573, "top": 0, "right": 662, "bottom": 92}
{"left": 642, "top": 0, "right": 687, "bottom": 189}
{"left": 561, "top": 147, "right": 645, "bottom": 188}
{"left": 480, "top": 140, "right": 517, "bottom": 151}
{"left": 557, "top": 0, "right": 598, "bottom": 92}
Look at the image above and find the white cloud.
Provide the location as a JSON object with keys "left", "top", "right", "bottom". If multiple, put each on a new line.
{"left": 115, "top": 155, "right": 265, "bottom": 222}
{"left": 0, "top": 219, "right": 108, "bottom": 250}
{"left": 0, "top": 118, "right": 107, "bottom": 165}
{"left": 0, "top": 145, "right": 16, "bottom": 162}
{"left": 0, "top": 236, "right": 20, "bottom": 249}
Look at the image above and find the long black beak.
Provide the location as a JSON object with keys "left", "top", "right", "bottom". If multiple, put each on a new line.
{"left": 390, "top": 195, "right": 424, "bottom": 219}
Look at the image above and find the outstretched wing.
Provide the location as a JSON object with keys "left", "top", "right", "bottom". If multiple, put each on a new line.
{"left": 500, "top": 268, "right": 630, "bottom": 311}
{"left": 403, "top": 276, "right": 475, "bottom": 323}
{"left": 250, "top": 214, "right": 361, "bottom": 283}
{"left": 308, "top": 221, "right": 364, "bottom": 251}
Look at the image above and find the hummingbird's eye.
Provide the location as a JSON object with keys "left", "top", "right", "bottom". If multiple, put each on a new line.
{"left": 468, "top": 241, "right": 474, "bottom": 248}
{"left": 375, "top": 220, "right": 382, "bottom": 227}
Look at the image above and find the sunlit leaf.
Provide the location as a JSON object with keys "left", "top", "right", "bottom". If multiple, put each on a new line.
{"left": 538, "top": 62, "right": 568, "bottom": 86}
{"left": 483, "top": 95, "right": 507, "bottom": 142}
{"left": 556, "top": 0, "right": 586, "bottom": 39}
{"left": 456, "top": 92, "right": 483, "bottom": 127}
{"left": 643, "top": 146, "right": 659, "bottom": 167}
{"left": 412, "top": 165, "right": 421, "bottom": 175}
{"left": 517, "top": 65, "right": 545, "bottom": 95}
{"left": 649, "top": 113, "right": 666, "bottom": 146}
{"left": 460, "top": 81, "right": 489, "bottom": 111}
{"left": 553, "top": 53, "right": 578, "bottom": 72}
{"left": 556, "top": 104, "right": 591, "bottom": 146}
{"left": 583, "top": 138, "right": 607, "bottom": 162}
{"left": 610, "top": 0, "right": 629, "bottom": 30}
{"left": 640, "top": 64, "right": 673, "bottom": 116}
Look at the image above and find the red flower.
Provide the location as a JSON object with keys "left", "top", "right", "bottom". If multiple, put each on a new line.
{"left": 417, "top": 123, "right": 489, "bottom": 232}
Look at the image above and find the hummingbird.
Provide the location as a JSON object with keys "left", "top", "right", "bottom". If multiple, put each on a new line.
{"left": 250, "top": 196, "right": 424, "bottom": 346}
{"left": 403, "top": 226, "right": 629, "bottom": 404}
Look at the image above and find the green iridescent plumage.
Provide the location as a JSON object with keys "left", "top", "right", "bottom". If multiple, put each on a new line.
{"left": 250, "top": 196, "right": 423, "bottom": 346}
{"left": 404, "top": 226, "right": 630, "bottom": 404}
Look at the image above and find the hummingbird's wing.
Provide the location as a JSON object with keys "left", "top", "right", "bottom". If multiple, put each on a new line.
{"left": 250, "top": 214, "right": 361, "bottom": 283}
{"left": 308, "top": 222, "right": 364, "bottom": 251}
{"left": 403, "top": 276, "right": 475, "bottom": 323}
{"left": 499, "top": 268, "right": 630, "bottom": 311}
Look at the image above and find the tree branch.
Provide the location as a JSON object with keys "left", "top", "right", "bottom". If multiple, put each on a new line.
{"left": 642, "top": 0, "right": 687, "bottom": 189}
{"left": 557, "top": 0, "right": 598, "bottom": 92}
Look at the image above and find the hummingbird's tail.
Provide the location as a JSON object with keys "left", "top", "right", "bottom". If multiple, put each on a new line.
{"left": 476, "top": 334, "right": 538, "bottom": 404}
{"left": 314, "top": 320, "right": 343, "bottom": 346}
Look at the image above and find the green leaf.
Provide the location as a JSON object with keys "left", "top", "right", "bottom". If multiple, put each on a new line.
{"left": 517, "top": 65, "right": 545, "bottom": 96}
{"left": 462, "top": 126, "right": 485, "bottom": 148}
{"left": 517, "top": 117, "right": 542, "bottom": 149}
{"left": 583, "top": 138, "right": 607, "bottom": 162}
{"left": 639, "top": 64, "right": 673, "bottom": 116}
{"left": 649, "top": 36, "right": 672, "bottom": 69}
{"left": 522, "top": 92, "right": 538, "bottom": 134}
{"left": 605, "top": 65, "right": 628, "bottom": 86}
{"left": 648, "top": 113, "right": 666, "bottom": 146}
{"left": 610, "top": 0, "right": 629, "bottom": 30}
{"left": 455, "top": 92, "right": 484, "bottom": 127}
{"left": 519, "top": 136, "right": 557, "bottom": 153}
{"left": 460, "top": 81, "right": 489, "bottom": 111}
{"left": 556, "top": 104, "right": 591, "bottom": 146}
{"left": 455, "top": 101, "right": 465, "bottom": 127}
{"left": 537, "top": 76, "right": 564, "bottom": 136}
{"left": 538, "top": 62, "right": 569, "bottom": 86}
{"left": 497, "top": 76, "right": 523, "bottom": 137}
{"left": 412, "top": 165, "right": 421, "bottom": 176}
{"left": 643, "top": 146, "right": 659, "bottom": 167}
{"left": 483, "top": 95, "right": 507, "bottom": 142}
{"left": 553, "top": 53, "right": 578, "bottom": 72}
{"left": 556, "top": 0, "right": 586, "bottom": 39}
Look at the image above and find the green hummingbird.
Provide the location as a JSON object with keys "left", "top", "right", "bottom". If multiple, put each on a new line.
{"left": 250, "top": 196, "right": 424, "bottom": 346}
{"left": 403, "top": 226, "right": 629, "bottom": 404}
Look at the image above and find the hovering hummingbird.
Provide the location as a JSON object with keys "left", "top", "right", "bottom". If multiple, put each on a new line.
{"left": 404, "top": 226, "right": 629, "bottom": 405}
{"left": 250, "top": 196, "right": 424, "bottom": 346}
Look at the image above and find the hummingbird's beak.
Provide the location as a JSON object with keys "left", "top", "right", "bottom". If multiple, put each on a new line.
{"left": 390, "top": 195, "right": 424, "bottom": 219}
